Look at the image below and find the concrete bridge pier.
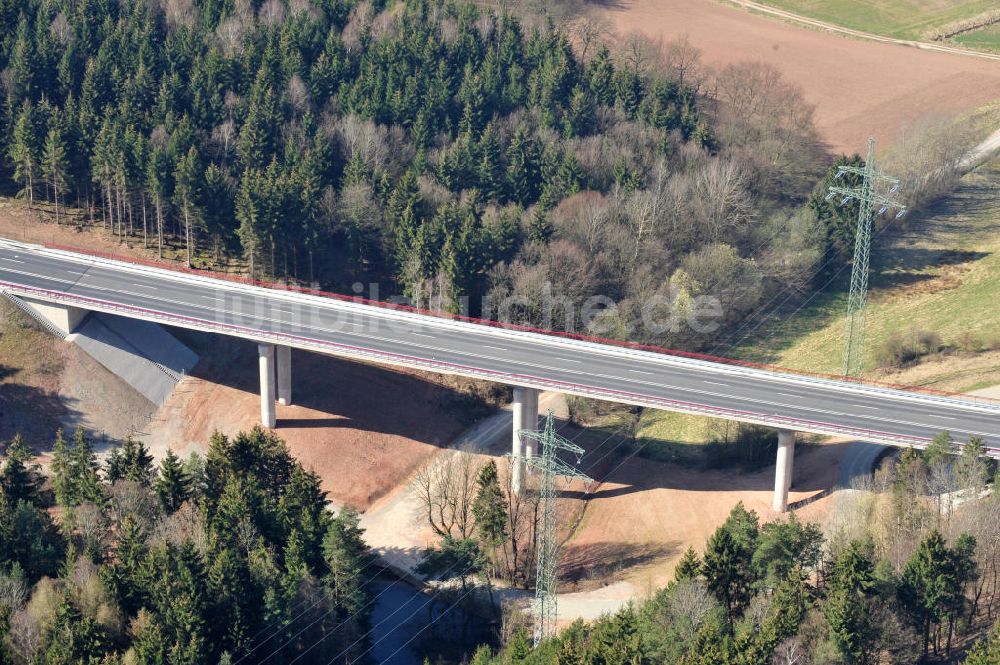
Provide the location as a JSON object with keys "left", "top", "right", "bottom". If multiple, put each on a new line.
{"left": 511, "top": 386, "right": 540, "bottom": 494}
{"left": 277, "top": 345, "right": 292, "bottom": 406}
{"left": 772, "top": 429, "right": 796, "bottom": 513}
{"left": 259, "top": 343, "right": 276, "bottom": 428}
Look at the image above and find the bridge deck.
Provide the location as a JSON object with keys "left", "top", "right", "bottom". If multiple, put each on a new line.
{"left": 1, "top": 240, "right": 997, "bottom": 453}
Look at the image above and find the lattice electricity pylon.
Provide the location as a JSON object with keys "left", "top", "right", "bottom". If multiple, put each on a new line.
{"left": 826, "top": 137, "right": 907, "bottom": 377}
{"left": 516, "top": 410, "right": 592, "bottom": 646}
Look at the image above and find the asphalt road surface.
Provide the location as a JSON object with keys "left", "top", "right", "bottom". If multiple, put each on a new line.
{"left": 2, "top": 240, "right": 998, "bottom": 452}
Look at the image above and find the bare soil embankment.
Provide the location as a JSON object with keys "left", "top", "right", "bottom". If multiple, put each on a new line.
{"left": 0, "top": 206, "right": 486, "bottom": 509}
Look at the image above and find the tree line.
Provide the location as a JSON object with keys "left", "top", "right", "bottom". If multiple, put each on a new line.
{"left": 0, "top": 427, "right": 372, "bottom": 663}
{"left": 0, "top": 0, "right": 853, "bottom": 352}
{"left": 418, "top": 433, "right": 1000, "bottom": 664}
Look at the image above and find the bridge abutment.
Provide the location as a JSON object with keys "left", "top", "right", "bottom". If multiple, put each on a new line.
{"left": 511, "top": 386, "right": 540, "bottom": 494}
{"left": 18, "top": 296, "right": 88, "bottom": 337}
{"left": 772, "top": 429, "right": 796, "bottom": 513}
{"left": 259, "top": 343, "right": 276, "bottom": 428}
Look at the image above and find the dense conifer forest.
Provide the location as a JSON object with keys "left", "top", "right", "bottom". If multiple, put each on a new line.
{"left": 0, "top": 427, "right": 372, "bottom": 663}
{"left": 0, "top": 0, "right": 833, "bottom": 348}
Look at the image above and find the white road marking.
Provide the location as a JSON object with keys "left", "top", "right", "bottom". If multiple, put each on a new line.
{"left": 704, "top": 380, "right": 729, "bottom": 387}
{"left": 854, "top": 404, "right": 880, "bottom": 410}
{"left": 483, "top": 345, "right": 507, "bottom": 352}
{"left": 629, "top": 369, "right": 653, "bottom": 375}
{"left": 928, "top": 414, "right": 956, "bottom": 420}
{"left": 411, "top": 332, "right": 435, "bottom": 339}
{"left": 133, "top": 282, "right": 158, "bottom": 290}
{"left": 4, "top": 254, "right": 999, "bottom": 442}
{"left": 555, "top": 357, "right": 582, "bottom": 363}
{"left": 0, "top": 258, "right": 24, "bottom": 263}
{"left": 778, "top": 392, "right": 800, "bottom": 398}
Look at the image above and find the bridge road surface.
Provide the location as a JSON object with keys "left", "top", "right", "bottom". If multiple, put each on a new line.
{"left": 1, "top": 239, "right": 999, "bottom": 454}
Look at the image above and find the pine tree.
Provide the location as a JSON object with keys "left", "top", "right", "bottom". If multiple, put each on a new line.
{"left": 964, "top": 627, "right": 1000, "bottom": 665}
{"left": 1, "top": 434, "right": 41, "bottom": 505}
{"left": 924, "top": 430, "right": 954, "bottom": 469}
{"left": 956, "top": 435, "right": 988, "bottom": 498}
{"left": 70, "top": 427, "right": 103, "bottom": 505}
{"left": 505, "top": 626, "right": 531, "bottom": 663}
{"left": 174, "top": 146, "right": 202, "bottom": 267}
{"left": 51, "top": 428, "right": 73, "bottom": 507}
{"left": 42, "top": 122, "right": 69, "bottom": 223}
{"left": 472, "top": 460, "right": 508, "bottom": 556}
{"left": 562, "top": 85, "right": 594, "bottom": 138}
{"left": 825, "top": 540, "right": 878, "bottom": 665}
{"left": 586, "top": 45, "right": 615, "bottom": 106}
{"left": 108, "top": 437, "right": 155, "bottom": 485}
{"left": 146, "top": 145, "right": 170, "bottom": 258}
{"left": 235, "top": 168, "right": 263, "bottom": 280}
{"left": 899, "top": 530, "right": 957, "bottom": 658}
{"left": 613, "top": 68, "right": 642, "bottom": 119}
{"left": 323, "top": 506, "right": 370, "bottom": 616}
{"left": 476, "top": 123, "right": 503, "bottom": 200}
{"left": 702, "top": 528, "right": 749, "bottom": 622}
{"left": 674, "top": 547, "right": 701, "bottom": 581}
{"left": 156, "top": 450, "right": 190, "bottom": 514}
{"left": 504, "top": 123, "right": 541, "bottom": 205}
{"left": 702, "top": 503, "right": 758, "bottom": 621}
{"left": 10, "top": 101, "right": 39, "bottom": 209}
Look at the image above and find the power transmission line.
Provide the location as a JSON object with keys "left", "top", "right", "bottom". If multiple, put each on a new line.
{"left": 825, "top": 137, "right": 906, "bottom": 377}
{"left": 517, "top": 410, "right": 592, "bottom": 646}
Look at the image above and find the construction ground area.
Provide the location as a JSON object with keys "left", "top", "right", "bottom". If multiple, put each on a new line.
{"left": 3, "top": 0, "right": 1000, "bottom": 624}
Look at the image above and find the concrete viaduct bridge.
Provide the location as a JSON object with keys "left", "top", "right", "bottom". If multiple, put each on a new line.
{"left": 2, "top": 239, "right": 999, "bottom": 512}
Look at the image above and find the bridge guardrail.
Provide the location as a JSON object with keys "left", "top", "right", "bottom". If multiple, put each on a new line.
{"left": 19, "top": 239, "right": 1000, "bottom": 415}
{"left": 4, "top": 280, "right": 998, "bottom": 458}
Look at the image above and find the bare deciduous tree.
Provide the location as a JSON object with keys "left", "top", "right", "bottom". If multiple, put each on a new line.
{"left": 711, "top": 62, "right": 823, "bottom": 196}
{"left": 883, "top": 115, "right": 982, "bottom": 211}
{"left": 258, "top": 0, "right": 286, "bottom": 27}
{"left": 663, "top": 35, "right": 702, "bottom": 90}
{"left": 412, "top": 452, "right": 482, "bottom": 540}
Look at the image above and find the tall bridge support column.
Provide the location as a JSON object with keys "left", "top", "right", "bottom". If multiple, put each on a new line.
{"left": 523, "top": 388, "right": 539, "bottom": 460}
{"left": 511, "top": 386, "right": 540, "bottom": 494}
{"left": 772, "top": 429, "right": 796, "bottom": 513}
{"left": 259, "top": 343, "right": 276, "bottom": 428}
{"left": 277, "top": 345, "right": 292, "bottom": 406}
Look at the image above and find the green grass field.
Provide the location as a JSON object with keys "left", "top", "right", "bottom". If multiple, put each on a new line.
{"left": 639, "top": 159, "right": 1000, "bottom": 449}
{"left": 754, "top": 0, "right": 998, "bottom": 40}
{"left": 730, "top": 163, "right": 1000, "bottom": 377}
{"left": 955, "top": 23, "right": 1000, "bottom": 51}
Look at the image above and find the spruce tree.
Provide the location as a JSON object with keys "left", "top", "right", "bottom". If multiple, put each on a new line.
{"left": 156, "top": 450, "right": 190, "bottom": 514}
{"left": 899, "top": 530, "right": 957, "bottom": 658}
{"left": 323, "top": 506, "right": 370, "bottom": 616}
{"left": 41, "top": 123, "right": 69, "bottom": 223}
{"left": 10, "top": 101, "right": 39, "bottom": 208}
{"left": 1, "top": 435, "right": 40, "bottom": 505}
{"left": 174, "top": 145, "right": 202, "bottom": 267}
{"left": 504, "top": 123, "right": 540, "bottom": 205}
{"left": 70, "top": 427, "right": 103, "bottom": 505}
{"left": 472, "top": 460, "right": 508, "bottom": 551}
{"left": 51, "top": 428, "right": 73, "bottom": 507}
{"left": 674, "top": 547, "right": 702, "bottom": 581}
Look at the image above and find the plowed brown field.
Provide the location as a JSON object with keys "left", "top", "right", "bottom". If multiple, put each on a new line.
{"left": 599, "top": 0, "right": 1000, "bottom": 153}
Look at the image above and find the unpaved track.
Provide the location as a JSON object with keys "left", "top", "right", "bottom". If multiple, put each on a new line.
{"left": 725, "top": 0, "right": 1000, "bottom": 62}
{"left": 598, "top": 0, "right": 1000, "bottom": 153}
